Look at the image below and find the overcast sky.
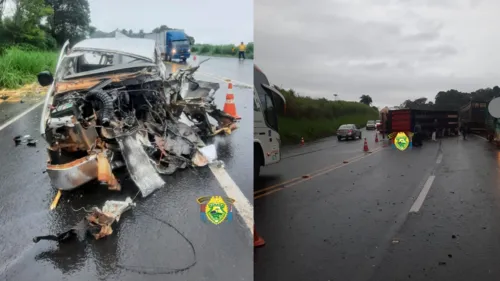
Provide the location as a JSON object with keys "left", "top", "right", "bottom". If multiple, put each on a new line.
{"left": 88, "top": 0, "right": 253, "bottom": 44}
{"left": 4, "top": 0, "right": 253, "bottom": 44}
{"left": 255, "top": 0, "right": 500, "bottom": 107}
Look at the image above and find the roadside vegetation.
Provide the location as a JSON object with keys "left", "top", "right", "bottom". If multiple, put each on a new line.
{"left": 0, "top": 0, "right": 92, "bottom": 89}
{"left": 191, "top": 43, "right": 254, "bottom": 59}
{"left": 0, "top": 47, "right": 57, "bottom": 89}
{"left": 276, "top": 87, "right": 379, "bottom": 145}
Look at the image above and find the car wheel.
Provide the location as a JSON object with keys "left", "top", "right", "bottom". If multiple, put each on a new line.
{"left": 338, "top": 136, "right": 342, "bottom": 141}
{"left": 359, "top": 133, "right": 362, "bottom": 139}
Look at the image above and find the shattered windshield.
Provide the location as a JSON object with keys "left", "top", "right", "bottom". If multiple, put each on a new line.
{"left": 59, "top": 50, "right": 153, "bottom": 79}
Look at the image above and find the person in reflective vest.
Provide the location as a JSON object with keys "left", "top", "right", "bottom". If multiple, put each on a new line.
{"left": 238, "top": 42, "right": 246, "bottom": 60}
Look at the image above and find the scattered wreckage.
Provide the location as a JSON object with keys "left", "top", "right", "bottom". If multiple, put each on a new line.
{"left": 37, "top": 38, "right": 239, "bottom": 198}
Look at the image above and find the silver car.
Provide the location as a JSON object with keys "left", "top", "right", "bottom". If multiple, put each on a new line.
{"left": 366, "top": 120, "right": 376, "bottom": 130}
{"left": 337, "top": 124, "right": 362, "bottom": 141}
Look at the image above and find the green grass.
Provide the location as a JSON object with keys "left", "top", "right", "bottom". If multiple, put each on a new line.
{"left": 191, "top": 43, "right": 254, "bottom": 59}
{"left": 0, "top": 47, "right": 58, "bottom": 89}
{"left": 277, "top": 88, "right": 379, "bottom": 145}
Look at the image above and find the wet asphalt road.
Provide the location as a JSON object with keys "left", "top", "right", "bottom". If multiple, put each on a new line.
{"left": 0, "top": 57, "right": 253, "bottom": 281}
{"left": 255, "top": 130, "right": 500, "bottom": 281}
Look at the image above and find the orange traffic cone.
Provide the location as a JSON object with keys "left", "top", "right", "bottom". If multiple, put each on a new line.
{"left": 254, "top": 227, "right": 265, "bottom": 247}
{"left": 363, "top": 138, "right": 369, "bottom": 152}
{"left": 375, "top": 133, "right": 379, "bottom": 143}
{"left": 300, "top": 137, "right": 304, "bottom": 146}
{"left": 223, "top": 82, "right": 241, "bottom": 119}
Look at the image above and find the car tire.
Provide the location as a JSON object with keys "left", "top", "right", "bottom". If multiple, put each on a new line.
{"left": 338, "top": 136, "right": 342, "bottom": 141}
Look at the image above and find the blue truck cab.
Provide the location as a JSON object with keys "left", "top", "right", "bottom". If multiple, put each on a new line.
{"left": 165, "top": 30, "right": 191, "bottom": 62}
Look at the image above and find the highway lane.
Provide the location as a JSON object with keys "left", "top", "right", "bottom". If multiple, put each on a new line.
{"left": 255, "top": 131, "right": 500, "bottom": 281}
{"left": 0, "top": 58, "right": 252, "bottom": 281}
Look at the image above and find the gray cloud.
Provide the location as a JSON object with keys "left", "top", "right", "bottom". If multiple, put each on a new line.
{"left": 255, "top": 0, "right": 500, "bottom": 107}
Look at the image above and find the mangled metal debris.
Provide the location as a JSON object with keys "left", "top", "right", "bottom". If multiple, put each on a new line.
{"left": 13, "top": 135, "right": 38, "bottom": 147}
{"left": 33, "top": 197, "right": 136, "bottom": 243}
{"left": 37, "top": 38, "right": 239, "bottom": 197}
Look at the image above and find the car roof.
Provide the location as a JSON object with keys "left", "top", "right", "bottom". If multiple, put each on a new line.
{"left": 72, "top": 38, "right": 157, "bottom": 62}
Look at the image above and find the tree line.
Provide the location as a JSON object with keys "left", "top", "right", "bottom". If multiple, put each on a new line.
{"left": 0, "top": 0, "right": 195, "bottom": 52}
{"left": 355, "top": 86, "right": 500, "bottom": 112}
{"left": 400, "top": 86, "right": 500, "bottom": 110}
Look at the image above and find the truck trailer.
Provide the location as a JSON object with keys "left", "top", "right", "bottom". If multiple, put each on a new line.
{"left": 459, "top": 100, "right": 489, "bottom": 135}
{"left": 387, "top": 109, "right": 459, "bottom": 138}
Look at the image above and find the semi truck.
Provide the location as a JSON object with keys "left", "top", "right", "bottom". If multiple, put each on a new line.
{"left": 386, "top": 109, "right": 459, "bottom": 138}
{"left": 459, "top": 100, "right": 489, "bottom": 135}
{"left": 254, "top": 65, "right": 286, "bottom": 178}
{"left": 144, "top": 30, "right": 191, "bottom": 62}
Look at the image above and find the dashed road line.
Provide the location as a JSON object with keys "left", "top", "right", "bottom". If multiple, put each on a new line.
{"left": 436, "top": 153, "right": 443, "bottom": 164}
{"left": 409, "top": 175, "right": 436, "bottom": 213}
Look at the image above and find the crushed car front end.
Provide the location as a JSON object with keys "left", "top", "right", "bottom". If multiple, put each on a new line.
{"left": 39, "top": 38, "right": 233, "bottom": 196}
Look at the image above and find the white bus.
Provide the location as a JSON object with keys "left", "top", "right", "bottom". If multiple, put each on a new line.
{"left": 254, "top": 65, "right": 286, "bottom": 178}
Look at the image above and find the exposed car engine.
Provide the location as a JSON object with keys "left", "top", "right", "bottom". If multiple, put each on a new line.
{"left": 42, "top": 56, "right": 238, "bottom": 197}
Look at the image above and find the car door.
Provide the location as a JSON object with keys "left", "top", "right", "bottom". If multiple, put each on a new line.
{"left": 353, "top": 125, "right": 359, "bottom": 137}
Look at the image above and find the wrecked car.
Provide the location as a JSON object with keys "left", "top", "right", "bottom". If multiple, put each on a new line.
{"left": 38, "top": 38, "right": 238, "bottom": 197}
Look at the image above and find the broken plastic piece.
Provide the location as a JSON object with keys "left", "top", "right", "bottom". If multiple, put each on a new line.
{"left": 86, "top": 197, "right": 135, "bottom": 239}
{"left": 199, "top": 144, "right": 217, "bottom": 163}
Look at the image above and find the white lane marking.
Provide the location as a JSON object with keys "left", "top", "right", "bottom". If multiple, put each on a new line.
{"left": 436, "top": 153, "right": 443, "bottom": 164}
{"left": 473, "top": 134, "right": 487, "bottom": 141}
{"left": 197, "top": 71, "right": 253, "bottom": 88}
{"left": 409, "top": 175, "right": 436, "bottom": 213}
{"left": 0, "top": 100, "right": 44, "bottom": 132}
{"left": 184, "top": 117, "right": 253, "bottom": 234}
{"left": 208, "top": 164, "right": 253, "bottom": 234}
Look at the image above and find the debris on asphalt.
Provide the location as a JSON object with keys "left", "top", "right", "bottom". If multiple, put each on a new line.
{"left": 302, "top": 175, "right": 310, "bottom": 178}
{"left": 33, "top": 197, "right": 136, "bottom": 243}
{"left": 49, "top": 190, "right": 62, "bottom": 210}
{"left": 438, "top": 261, "right": 447, "bottom": 266}
{"left": 13, "top": 135, "right": 37, "bottom": 147}
{"left": 87, "top": 197, "right": 136, "bottom": 239}
{"left": 38, "top": 40, "right": 239, "bottom": 197}
{"left": 33, "top": 219, "right": 88, "bottom": 243}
